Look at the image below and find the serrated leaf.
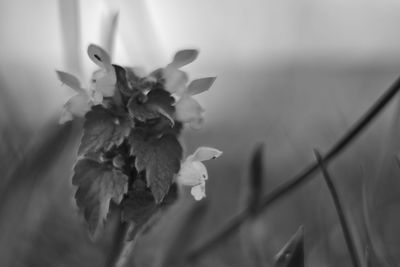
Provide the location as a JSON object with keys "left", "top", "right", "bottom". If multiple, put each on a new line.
{"left": 274, "top": 226, "right": 304, "bottom": 267}
{"left": 127, "top": 89, "right": 175, "bottom": 124}
{"left": 114, "top": 65, "right": 136, "bottom": 97}
{"left": 171, "top": 49, "right": 199, "bottom": 68}
{"left": 72, "top": 158, "right": 128, "bottom": 237}
{"left": 128, "top": 129, "right": 182, "bottom": 203}
{"left": 78, "top": 105, "right": 131, "bottom": 156}
{"left": 122, "top": 183, "right": 178, "bottom": 240}
{"left": 122, "top": 189, "right": 157, "bottom": 240}
{"left": 187, "top": 77, "right": 216, "bottom": 96}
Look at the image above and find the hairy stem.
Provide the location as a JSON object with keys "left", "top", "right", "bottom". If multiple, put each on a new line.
{"left": 314, "top": 149, "right": 362, "bottom": 267}
{"left": 187, "top": 74, "right": 400, "bottom": 262}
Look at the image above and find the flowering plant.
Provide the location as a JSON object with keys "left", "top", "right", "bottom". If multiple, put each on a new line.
{"left": 57, "top": 44, "right": 221, "bottom": 241}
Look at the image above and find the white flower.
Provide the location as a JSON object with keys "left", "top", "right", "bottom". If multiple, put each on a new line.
{"left": 175, "top": 77, "right": 216, "bottom": 129}
{"left": 176, "top": 147, "right": 223, "bottom": 201}
{"left": 56, "top": 71, "right": 102, "bottom": 124}
{"left": 88, "top": 44, "right": 117, "bottom": 97}
{"left": 161, "top": 49, "right": 216, "bottom": 129}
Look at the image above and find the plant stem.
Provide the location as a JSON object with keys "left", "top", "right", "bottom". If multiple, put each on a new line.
{"left": 313, "top": 149, "right": 362, "bottom": 267}
{"left": 106, "top": 208, "right": 130, "bottom": 267}
{"left": 186, "top": 74, "right": 400, "bottom": 262}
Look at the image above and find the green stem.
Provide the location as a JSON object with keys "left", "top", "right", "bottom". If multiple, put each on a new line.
{"left": 186, "top": 74, "right": 400, "bottom": 262}
{"left": 314, "top": 149, "right": 362, "bottom": 267}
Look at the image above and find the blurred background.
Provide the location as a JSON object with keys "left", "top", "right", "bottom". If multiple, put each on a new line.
{"left": 2, "top": 0, "right": 400, "bottom": 266}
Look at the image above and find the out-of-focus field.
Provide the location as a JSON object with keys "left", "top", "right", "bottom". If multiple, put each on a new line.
{"left": 2, "top": 1, "right": 400, "bottom": 266}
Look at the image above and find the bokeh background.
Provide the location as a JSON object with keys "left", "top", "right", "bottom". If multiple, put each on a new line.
{"left": 1, "top": 0, "right": 400, "bottom": 266}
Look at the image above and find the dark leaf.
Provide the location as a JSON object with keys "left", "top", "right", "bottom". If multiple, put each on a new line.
{"left": 127, "top": 89, "right": 175, "bottom": 124}
{"left": 128, "top": 129, "right": 182, "bottom": 203}
{"left": 249, "top": 143, "right": 265, "bottom": 214}
{"left": 78, "top": 105, "right": 131, "bottom": 156}
{"left": 122, "top": 189, "right": 157, "bottom": 240}
{"left": 274, "top": 226, "right": 304, "bottom": 267}
{"left": 72, "top": 158, "right": 128, "bottom": 237}
{"left": 114, "top": 65, "right": 135, "bottom": 97}
{"left": 122, "top": 182, "right": 178, "bottom": 240}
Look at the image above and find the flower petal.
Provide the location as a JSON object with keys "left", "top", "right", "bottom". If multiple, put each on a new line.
{"left": 56, "top": 71, "right": 82, "bottom": 93}
{"left": 175, "top": 95, "right": 204, "bottom": 123}
{"left": 89, "top": 89, "right": 103, "bottom": 105}
{"left": 59, "top": 108, "right": 74, "bottom": 124}
{"left": 191, "top": 182, "right": 206, "bottom": 201}
{"left": 65, "top": 93, "right": 91, "bottom": 117}
{"left": 191, "top": 147, "right": 223, "bottom": 162}
{"left": 177, "top": 161, "right": 207, "bottom": 187}
{"left": 189, "top": 117, "right": 204, "bottom": 130}
{"left": 163, "top": 66, "right": 188, "bottom": 94}
{"left": 187, "top": 77, "right": 216, "bottom": 96}
{"left": 170, "top": 49, "right": 199, "bottom": 68}
{"left": 87, "top": 44, "right": 113, "bottom": 71}
{"left": 92, "top": 69, "right": 116, "bottom": 97}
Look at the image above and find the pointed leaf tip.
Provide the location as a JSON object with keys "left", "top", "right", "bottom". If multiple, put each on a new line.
{"left": 275, "top": 226, "right": 304, "bottom": 267}
{"left": 249, "top": 143, "right": 265, "bottom": 213}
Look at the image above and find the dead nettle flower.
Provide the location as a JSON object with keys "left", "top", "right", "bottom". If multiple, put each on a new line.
{"left": 56, "top": 71, "right": 102, "bottom": 124}
{"left": 161, "top": 50, "right": 217, "bottom": 129}
{"left": 57, "top": 44, "right": 116, "bottom": 123}
{"left": 176, "top": 147, "right": 222, "bottom": 201}
{"left": 88, "top": 44, "right": 117, "bottom": 97}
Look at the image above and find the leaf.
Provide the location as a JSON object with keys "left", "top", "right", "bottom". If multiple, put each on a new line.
{"left": 248, "top": 143, "right": 265, "bottom": 214}
{"left": 122, "top": 189, "right": 157, "bottom": 239}
{"left": 187, "top": 77, "right": 216, "bottom": 96}
{"left": 171, "top": 49, "right": 199, "bottom": 68}
{"left": 114, "top": 65, "right": 136, "bottom": 97}
{"left": 127, "top": 89, "right": 175, "bottom": 124}
{"left": 122, "top": 182, "right": 178, "bottom": 240}
{"left": 128, "top": 129, "right": 182, "bottom": 203}
{"left": 72, "top": 158, "right": 128, "bottom": 237}
{"left": 78, "top": 105, "right": 131, "bottom": 156}
{"left": 274, "top": 226, "right": 304, "bottom": 267}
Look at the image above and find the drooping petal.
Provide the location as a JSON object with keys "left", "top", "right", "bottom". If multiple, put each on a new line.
{"left": 187, "top": 77, "right": 217, "bottom": 96}
{"left": 65, "top": 93, "right": 91, "bottom": 117}
{"left": 175, "top": 95, "right": 204, "bottom": 123}
{"left": 89, "top": 88, "right": 103, "bottom": 105}
{"left": 59, "top": 108, "right": 74, "bottom": 124}
{"left": 170, "top": 49, "right": 199, "bottom": 68}
{"left": 56, "top": 70, "right": 83, "bottom": 93}
{"left": 92, "top": 69, "right": 116, "bottom": 97}
{"left": 191, "top": 147, "right": 223, "bottom": 162}
{"left": 191, "top": 182, "right": 206, "bottom": 201}
{"left": 177, "top": 160, "right": 207, "bottom": 187}
{"left": 189, "top": 117, "right": 204, "bottom": 130}
{"left": 87, "top": 44, "right": 113, "bottom": 71}
{"left": 163, "top": 65, "right": 188, "bottom": 94}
